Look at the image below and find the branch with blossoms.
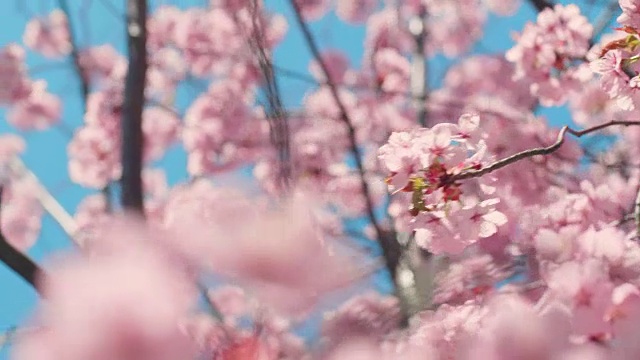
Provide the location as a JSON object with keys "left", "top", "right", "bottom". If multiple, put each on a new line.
{"left": 57, "top": 0, "right": 113, "bottom": 211}
{"left": 245, "top": 0, "right": 292, "bottom": 191}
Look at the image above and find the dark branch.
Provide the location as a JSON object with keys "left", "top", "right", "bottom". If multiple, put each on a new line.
{"left": 120, "top": 0, "right": 147, "bottom": 213}
{"left": 288, "top": 0, "right": 404, "bottom": 314}
{"left": 57, "top": 0, "right": 89, "bottom": 103}
{"left": 527, "top": 0, "right": 554, "bottom": 12}
{"left": 450, "top": 121, "right": 640, "bottom": 183}
{"left": 0, "top": 187, "right": 43, "bottom": 294}
{"left": 247, "top": 0, "right": 292, "bottom": 191}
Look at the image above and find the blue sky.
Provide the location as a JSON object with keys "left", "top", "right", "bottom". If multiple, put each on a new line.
{"left": 0, "top": 0, "right": 620, "bottom": 357}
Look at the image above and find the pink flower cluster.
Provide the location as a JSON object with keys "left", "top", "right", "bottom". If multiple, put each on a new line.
{"left": 183, "top": 80, "right": 268, "bottom": 176}
{"left": 0, "top": 136, "right": 43, "bottom": 252}
{"left": 22, "top": 10, "right": 72, "bottom": 58}
{"left": 0, "top": 44, "right": 61, "bottom": 130}
{"left": 506, "top": 4, "right": 593, "bottom": 106}
{"left": 67, "top": 78, "right": 179, "bottom": 188}
{"left": 379, "top": 114, "right": 508, "bottom": 254}
{"left": 590, "top": 28, "right": 640, "bottom": 110}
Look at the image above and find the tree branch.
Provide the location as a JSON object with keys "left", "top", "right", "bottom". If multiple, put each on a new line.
{"left": 450, "top": 121, "right": 640, "bottom": 183}
{"left": 246, "top": 0, "right": 292, "bottom": 191}
{"left": 120, "top": 0, "right": 147, "bottom": 213}
{"left": 288, "top": 0, "right": 405, "bottom": 323}
{"left": 0, "top": 187, "right": 44, "bottom": 294}
{"left": 409, "top": 8, "right": 428, "bottom": 127}
{"left": 57, "top": 0, "right": 89, "bottom": 103}
{"left": 527, "top": 0, "right": 554, "bottom": 12}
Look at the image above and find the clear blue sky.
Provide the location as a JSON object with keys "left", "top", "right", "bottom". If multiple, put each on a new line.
{"left": 0, "top": 0, "right": 617, "bottom": 357}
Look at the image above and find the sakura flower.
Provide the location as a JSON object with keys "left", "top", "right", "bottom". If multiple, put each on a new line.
{"left": 321, "top": 292, "right": 401, "bottom": 346}
{"left": 148, "top": 6, "right": 183, "bottom": 50}
{"left": 0, "top": 134, "right": 25, "bottom": 164}
{"left": 0, "top": 179, "right": 42, "bottom": 252}
{"left": 78, "top": 45, "right": 127, "bottom": 82}
{"left": 142, "top": 106, "right": 180, "bottom": 162}
{"left": 0, "top": 44, "right": 32, "bottom": 104}
{"left": 7, "top": 82, "right": 61, "bottom": 131}
{"left": 455, "top": 198, "right": 509, "bottom": 240}
{"left": 174, "top": 9, "right": 242, "bottom": 76}
{"left": 336, "top": 0, "right": 378, "bottom": 24}
{"left": 22, "top": 10, "right": 71, "bottom": 58}
{"left": 546, "top": 259, "right": 614, "bottom": 336}
{"left": 618, "top": 0, "right": 640, "bottom": 29}
{"left": 590, "top": 49, "right": 640, "bottom": 111}
{"left": 67, "top": 125, "right": 121, "bottom": 188}
{"left": 294, "top": 0, "right": 331, "bottom": 21}
{"left": 507, "top": 4, "right": 593, "bottom": 105}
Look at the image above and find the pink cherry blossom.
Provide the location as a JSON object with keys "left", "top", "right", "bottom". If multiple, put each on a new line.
{"left": 174, "top": 9, "right": 242, "bottom": 76}
{"left": 142, "top": 106, "right": 180, "bottom": 162}
{"left": 618, "top": 0, "right": 640, "bottom": 29}
{"left": 22, "top": 10, "right": 71, "bottom": 58}
{"left": 78, "top": 45, "right": 127, "bottom": 82}
{"left": 294, "top": 0, "right": 331, "bottom": 21}
{"left": 336, "top": 0, "right": 378, "bottom": 24}
{"left": 0, "top": 44, "right": 32, "bottom": 104}
{"left": 0, "top": 134, "right": 25, "bottom": 164}
{"left": 506, "top": 4, "right": 593, "bottom": 105}
{"left": 7, "top": 82, "right": 61, "bottom": 131}
{"left": 67, "top": 125, "right": 121, "bottom": 189}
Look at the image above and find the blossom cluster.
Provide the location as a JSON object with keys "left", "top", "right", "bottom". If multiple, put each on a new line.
{"left": 379, "top": 114, "right": 507, "bottom": 254}
{"left": 506, "top": 4, "right": 593, "bottom": 106}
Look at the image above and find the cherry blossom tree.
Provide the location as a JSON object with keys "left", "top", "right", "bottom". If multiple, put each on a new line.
{"left": 2, "top": 0, "right": 640, "bottom": 359}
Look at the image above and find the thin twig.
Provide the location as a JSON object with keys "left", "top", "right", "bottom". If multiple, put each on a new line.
{"left": 450, "top": 121, "right": 640, "bottom": 183}
{"left": 288, "top": 0, "right": 405, "bottom": 324}
{"left": 57, "top": 0, "right": 89, "bottom": 104}
{"left": 246, "top": 0, "right": 292, "bottom": 191}
{"left": 197, "top": 282, "right": 224, "bottom": 320}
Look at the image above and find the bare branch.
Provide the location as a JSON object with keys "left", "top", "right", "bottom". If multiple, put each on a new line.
{"left": 120, "top": 0, "right": 147, "bottom": 213}
{"left": 450, "top": 121, "right": 640, "bottom": 183}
